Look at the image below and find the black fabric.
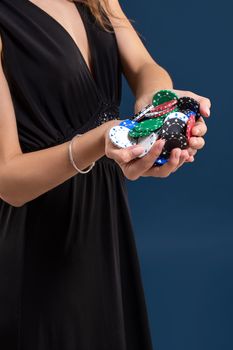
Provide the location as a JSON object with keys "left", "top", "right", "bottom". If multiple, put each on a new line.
{"left": 0, "top": 1, "right": 154, "bottom": 349}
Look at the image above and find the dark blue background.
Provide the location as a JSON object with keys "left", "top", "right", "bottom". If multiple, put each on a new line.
{"left": 119, "top": 1, "right": 233, "bottom": 349}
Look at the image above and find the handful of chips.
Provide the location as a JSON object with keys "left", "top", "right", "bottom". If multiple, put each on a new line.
{"left": 108, "top": 90, "right": 202, "bottom": 166}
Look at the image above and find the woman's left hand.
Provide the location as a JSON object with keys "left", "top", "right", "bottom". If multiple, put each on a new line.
{"left": 134, "top": 89, "right": 211, "bottom": 173}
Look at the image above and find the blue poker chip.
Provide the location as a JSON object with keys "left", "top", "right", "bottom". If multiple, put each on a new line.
{"left": 120, "top": 119, "right": 139, "bottom": 130}
{"left": 154, "top": 157, "right": 168, "bottom": 166}
{"left": 180, "top": 109, "right": 196, "bottom": 119}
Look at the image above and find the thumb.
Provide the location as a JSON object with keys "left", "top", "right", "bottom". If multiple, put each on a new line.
{"left": 131, "top": 146, "right": 145, "bottom": 156}
{"left": 118, "top": 145, "right": 145, "bottom": 164}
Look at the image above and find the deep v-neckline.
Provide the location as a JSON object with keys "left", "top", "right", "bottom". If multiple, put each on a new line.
{"left": 24, "top": 0, "right": 96, "bottom": 84}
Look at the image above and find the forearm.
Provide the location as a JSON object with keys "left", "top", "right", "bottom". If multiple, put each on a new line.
{"left": 0, "top": 120, "right": 115, "bottom": 207}
{"left": 133, "top": 62, "right": 173, "bottom": 112}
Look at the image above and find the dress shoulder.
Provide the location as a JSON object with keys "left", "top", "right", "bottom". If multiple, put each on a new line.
{"left": 0, "top": 1, "right": 22, "bottom": 46}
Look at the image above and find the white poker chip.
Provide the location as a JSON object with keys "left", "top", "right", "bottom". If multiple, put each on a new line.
{"left": 164, "top": 112, "right": 189, "bottom": 124}
{"left": 109, "top": 125, "right": 137, "bottom": 148}
{"left": 136, "top": 132, "right": 159, "bottom": 158}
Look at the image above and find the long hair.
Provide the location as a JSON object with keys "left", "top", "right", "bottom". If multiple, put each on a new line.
{"left": 69, "top": 0, "right": 133, "bottom": 33}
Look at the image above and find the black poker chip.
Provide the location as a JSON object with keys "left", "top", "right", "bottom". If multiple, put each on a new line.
{"left": 178, "top": 97, "right": 199, "bottom": 111}
{"left": 178, "top": 97, "right": 200, "bottom": 112}
{"left": 162, "top": 134, "right": 188, "bottom": 155}
{"left": 195, "top": 112, "right": 202, "bottom": 120}
{"left": 160, "top": 149, "right": 170, "bottom": 159}
{"left": 159, "top": 118, "right": 186, "bottom": 137}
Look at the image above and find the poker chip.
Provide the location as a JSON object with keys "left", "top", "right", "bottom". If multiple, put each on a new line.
{"left": 178, "top": 97, "right": 200, "bottom": 114}
{"left": 131, "top": 104, "right": 154, "bottom": 122}
{"left": 136, "top": 132, "right": 159, "bottom": 158}
{"left": 164, "top": 112, "right": 189, "bottom": 124}
{"left": 108, "top": 89, "right": 208, "bottom": 164}
{"left": 195, "top": 112, "right": 202, "bottom": 120}
{"left": 109, "top": 125, "right": 137, "bottom": 148}
{"left": 160, "top": 118, "right": 187, "bottom": 137}
{"left": 128, "top": 130, "right": 152, "bottom": 138}
{"left": 154, "top": 157, "right": 168, "bottom": 166}
{"left": 120, "top": 119, "right": 139, "bottom": 130}
{"left": 162, "top": 134, "right": 188, "bottom": 154}
{"left": 152, "top": 90, "right": 179, "bottom": 107}
{"left": 129, "top": 117, "right": 164, "bottom": 137}
{"left": 186, "top": 114, "right": 196, "bottom": 140}
{"left": 178, "top": 97, "right": 203, "bottom": 121}
{"left": 179, "top": 109, "right": 196, "bottom": 119}
{"left": 144, "top": 105, "right": 178, "bottom": 118}
{"left": 150, "top": 99, "right": 178, "bottom": 112}
{"left": 161, "top": 149, "right": 170, "bottom": 158}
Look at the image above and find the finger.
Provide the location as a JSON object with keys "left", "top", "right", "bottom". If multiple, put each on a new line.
{"left": 191, "top": 117, "right": 208, "bottom": 137}
{"left": 124, "top": 139, "right": 166, "bottom": 180}
{"left": 185, "top": 155, "right": 195, "bottom": 162}
{"left": 143, "top": 148, "right": 181, "bottom": 178}
{"left": 180, "top": 149, "right": 190, "bottom": 160}
{"left": 109, "top": 143, "right": 146, "bottom": 165}
{"left": 186, "top": 146, "right": 197, "bottom": 157}
{"left": 198, "top": 96, "right": 211, "bottom": 117}
{"left": 189, "top": 136, "right": 205, "bottom": 150}
{"left": 182, "top": 92, "right": 211, "bottom": 117}
{"left": 172, "top": 149, "right": 189, "bottom": 173}
{"left": 175, "top": 149, "right": 189, "bottom": 167}
{"left": 105, "top": 133, "right": 146, "bottom": 163}
{"left": 173, "top": 90, "right": 211, "bottom": 117}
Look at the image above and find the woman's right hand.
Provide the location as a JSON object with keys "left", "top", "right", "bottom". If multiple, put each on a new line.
{"left": 104, "top": 120, "right": 189, "bottom": 180}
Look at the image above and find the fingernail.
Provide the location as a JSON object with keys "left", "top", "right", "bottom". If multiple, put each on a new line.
{"left": 132, "top": 147, "right": 144, "bottom": 156}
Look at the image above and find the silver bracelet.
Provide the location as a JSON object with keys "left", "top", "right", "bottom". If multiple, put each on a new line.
{"left": 68, "top": 133, "right": 95, "bottom": 174}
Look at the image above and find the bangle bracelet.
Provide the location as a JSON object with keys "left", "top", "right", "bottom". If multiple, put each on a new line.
{"left": 68, "top": 134, "right": 95, "bottom": 174}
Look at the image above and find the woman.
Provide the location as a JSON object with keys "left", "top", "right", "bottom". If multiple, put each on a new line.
{"left": 0, "top": 0, "right": 210, "bottom": 349}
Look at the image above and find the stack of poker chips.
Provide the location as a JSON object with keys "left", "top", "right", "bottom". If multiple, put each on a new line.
{"left": 108, "top": 90, "right": 201, "bottom": 166}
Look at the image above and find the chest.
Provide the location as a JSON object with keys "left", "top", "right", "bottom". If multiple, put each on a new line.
{"left": 0, "top": 0, "right": 119, "bottom": 88}
{"left": 26, "top": 0, "right": 93, "bottom": 74}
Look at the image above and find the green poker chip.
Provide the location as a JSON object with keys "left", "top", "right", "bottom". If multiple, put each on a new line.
{"left": 129, "top": 117, "right": 164, "bottom": 138}
{"left": 152, "top": 90, "right": 179, "bottom": 107}
{"left": 129, "top": 130, "right": 155, "bottom": 138}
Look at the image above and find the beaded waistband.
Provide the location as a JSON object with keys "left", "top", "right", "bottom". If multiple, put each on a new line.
{"left": 93, "top": 101, "right": 121, "bottom": 127}
{"left": 20, "top": 101, "right": 121, "bottom": 153}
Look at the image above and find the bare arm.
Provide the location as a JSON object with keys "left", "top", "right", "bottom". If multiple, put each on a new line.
{"left": 105, "top": 0, "right": 173, "bottom": 109}
{"left": 103, "top": 0, "right": 210, "bottom": 166}
{"left": 0, "top": 35, "right": 116, "bottom": 208}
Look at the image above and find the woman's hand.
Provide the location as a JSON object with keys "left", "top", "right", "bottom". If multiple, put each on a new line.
{"left": 134, "top": 89, "right": 211, "bottom": 167}
{"left": 173, "top": 89, "right": 210, "bottom": 165}
{"left": 104, "top": 120, "right": 188, "bottom": 180}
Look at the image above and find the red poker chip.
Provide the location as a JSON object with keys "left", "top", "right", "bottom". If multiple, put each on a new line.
{"left": 186, "top": 115, "right": 196, "bottom": 140}
{"left": 145, "top": 105, "right": 177, "bottom": 119}
{"left": 150, "top": 99, "right": 178, "bottom": 113}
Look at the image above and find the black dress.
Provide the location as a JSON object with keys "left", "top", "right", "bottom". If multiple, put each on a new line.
{"left": 0, "top": 1, "right": 154, "bottom": 349}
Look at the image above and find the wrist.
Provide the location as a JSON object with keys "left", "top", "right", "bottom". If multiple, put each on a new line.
{"left": 101, "top": 117, "right": 121, "bottom": 142}
{"left": 71, "top": 121, "right": 115, "bottom": 170}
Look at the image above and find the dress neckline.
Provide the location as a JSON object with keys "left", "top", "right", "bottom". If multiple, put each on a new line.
{"left": 24, "top": 0, "right": 96, "bottom": 85}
